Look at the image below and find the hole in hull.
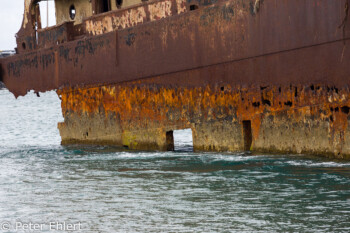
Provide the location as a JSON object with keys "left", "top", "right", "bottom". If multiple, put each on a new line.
{"left": 190, "top": 5, "right": 198, "bottom": 11}
{"left": 172, "top": 129, "right": 193, "bottom": 152}
{"left": 243, "top": 120, "right": 252, "bottom": 151}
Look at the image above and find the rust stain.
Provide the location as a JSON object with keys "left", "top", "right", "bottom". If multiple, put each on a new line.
{"left": 84, "top": 0, "right": 183, "bottom": 36}
{"left": 57, "top": 82, "right": 350, "bottom": 156}
{"left": 148, "top": 1, "right": 173, "bottom": 21}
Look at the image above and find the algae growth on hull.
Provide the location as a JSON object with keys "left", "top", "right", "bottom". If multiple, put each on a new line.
{"left": 58, "top": 82, "right": 350, "bottom": 159}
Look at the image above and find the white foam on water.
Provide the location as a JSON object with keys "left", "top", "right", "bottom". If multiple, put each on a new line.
{"left": 285, "top": 160, "right": 350, "bottom": 168}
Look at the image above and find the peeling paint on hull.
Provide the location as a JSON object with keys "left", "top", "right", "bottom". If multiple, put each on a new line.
{"left": 57, "top": 81, "right": 350, "bottom": 159}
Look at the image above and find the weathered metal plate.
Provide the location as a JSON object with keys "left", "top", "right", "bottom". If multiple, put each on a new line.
{"left": 1, "top": 0, "right": 349, "bottom": 97}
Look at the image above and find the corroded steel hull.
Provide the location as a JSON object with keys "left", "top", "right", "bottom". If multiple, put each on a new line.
{"left": 1, "top": 0, "right": 350, "bottom": 158}
{"left": 58, "top": 81, "right": 350, "bottom": 158}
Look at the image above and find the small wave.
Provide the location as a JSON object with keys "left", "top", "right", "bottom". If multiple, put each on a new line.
{"left": 208, "top": 154, "right": 269, "bottom": 162}
{"left": 285, "top": 160, "right": 350, "bottom": 168}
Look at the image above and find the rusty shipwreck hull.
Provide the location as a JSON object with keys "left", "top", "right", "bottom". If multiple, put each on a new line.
{"left": 1, "top": 0, "right": 350, "bottom": 158}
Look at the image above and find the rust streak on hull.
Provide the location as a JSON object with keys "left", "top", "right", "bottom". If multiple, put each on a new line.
{"left": 57, "top": 81, "right": 350, "bottom": 159}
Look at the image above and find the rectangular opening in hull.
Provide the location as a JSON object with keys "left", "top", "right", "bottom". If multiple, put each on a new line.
{"left": 243, "top": 120, "right": 252, "bottom": 151}
{"left": 173, "top": 129, "right": 193, "bottom": 152}
{"left": 166, "top": 131, "right": 174, "bottom": 151}
{"left": 190, "top": 5, "right": 199, "bottom": 10}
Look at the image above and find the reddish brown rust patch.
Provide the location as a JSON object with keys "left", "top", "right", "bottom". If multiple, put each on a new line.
{"left": 57, "top": 83, "right": 350, "bottom": 158}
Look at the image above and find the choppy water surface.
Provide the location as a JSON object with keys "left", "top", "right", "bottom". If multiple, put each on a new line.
{"left": 0, "top": 89, "right": 350, "bottom": 232}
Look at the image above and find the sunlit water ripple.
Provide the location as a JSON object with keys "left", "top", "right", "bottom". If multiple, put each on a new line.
{"left": 0, "top": 89, "right": 350, "bottom": 232}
